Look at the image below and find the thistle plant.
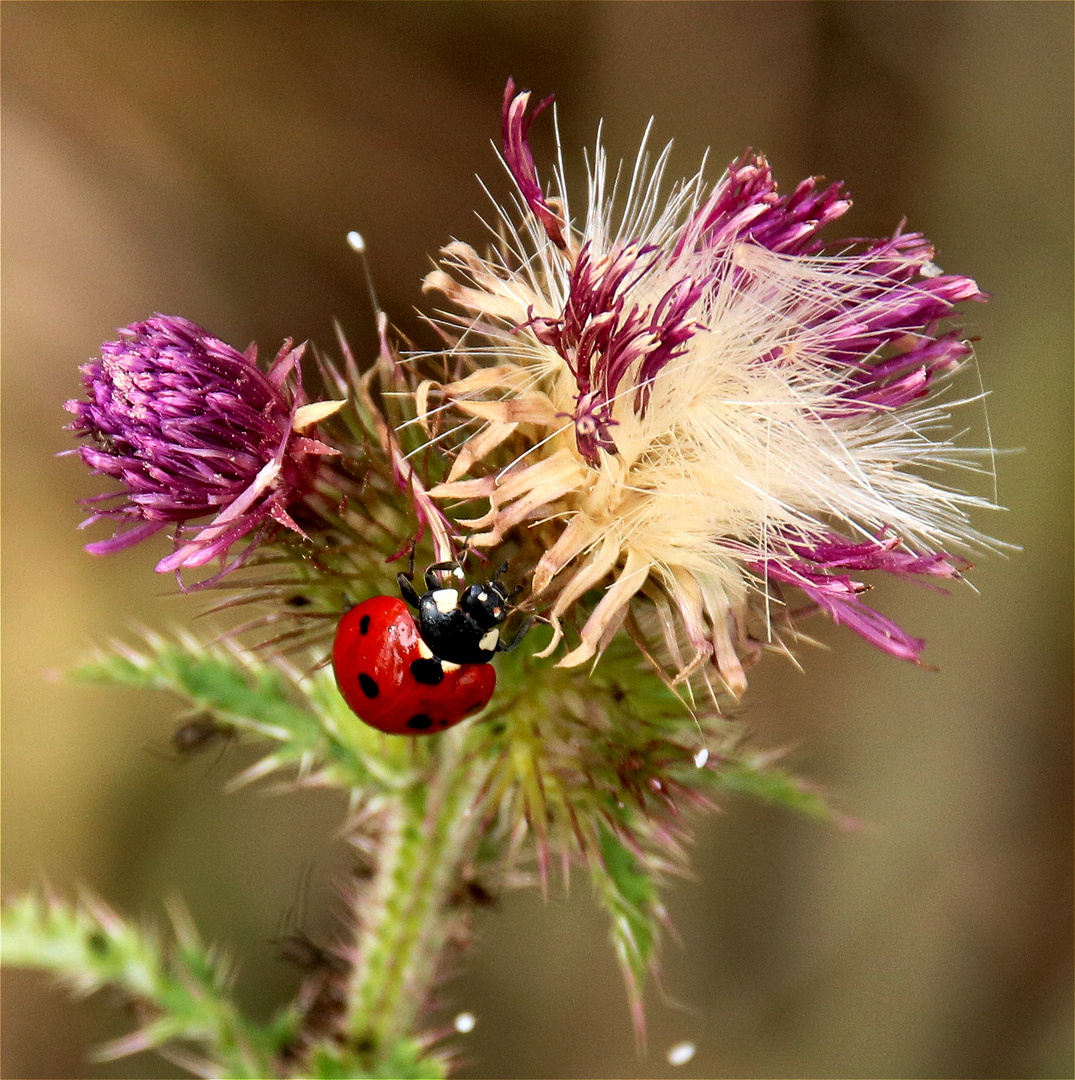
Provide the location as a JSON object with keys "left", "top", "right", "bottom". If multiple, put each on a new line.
{"left": 3, "top": 81, "right": 997, "bottom": 1079}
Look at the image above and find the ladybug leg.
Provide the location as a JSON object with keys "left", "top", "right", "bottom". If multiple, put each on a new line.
{"left": 397, "top": 572, "right": 422, "bottom": 610}
{"left": 497, "top": 615, "right": 534, "bottom": 654}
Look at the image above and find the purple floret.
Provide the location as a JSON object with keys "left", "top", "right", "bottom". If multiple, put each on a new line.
{"left": 499, "top": 79, "right": 989, "bottom": 665}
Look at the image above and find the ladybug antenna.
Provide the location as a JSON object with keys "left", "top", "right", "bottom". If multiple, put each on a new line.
{"left": 497, "top": 613, "right": 535, "bottom": 654}
{"left": 455, "top": 536, "right": 473, "bottom": 568}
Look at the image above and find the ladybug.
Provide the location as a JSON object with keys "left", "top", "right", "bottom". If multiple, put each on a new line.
{"left": 332, "top": 560, "right": 530, "bottom": 735}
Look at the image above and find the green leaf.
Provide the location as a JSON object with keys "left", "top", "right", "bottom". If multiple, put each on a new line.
{"left": 70, "top": 632, "right": 417, "bottom": 793}
{"left": 591, "top": 822, "right": 664, "bottom": 1045}
{"left": 1, "top": 892, "right": 276, "bottom": 1078}
{"left": 71, "top": 631, "right": 316, "bottom": 734}
{"left": 705, "top": 752, "right": 853, "bottom": 825}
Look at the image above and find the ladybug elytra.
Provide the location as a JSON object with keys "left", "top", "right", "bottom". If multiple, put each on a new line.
{"left": 332, "top": 560, "right": 529, "bottom": 735}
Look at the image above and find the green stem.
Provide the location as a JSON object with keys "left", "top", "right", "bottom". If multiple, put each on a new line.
{"left": 343, "top": 729, "right": 490, "bottom": 1060}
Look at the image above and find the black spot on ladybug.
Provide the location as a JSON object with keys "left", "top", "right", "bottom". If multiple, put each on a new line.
{"left": 406, "top": 713, "right": 433, "bottom": 730}
{"left": 358, "top": 673, "right": 379, "bottom": 698}
{"left": 409, "top": 658, "right": 444, "bottom": 685}
{"left": 359, "top": 614, "right": 371, "bottom": 635}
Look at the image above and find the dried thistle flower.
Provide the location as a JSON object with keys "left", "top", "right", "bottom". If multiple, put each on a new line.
{"left": 65, "top": 314, "right": 339, "bottom": 575}
{"left": 421, "top": 79, "right": 995, "bottom": 696}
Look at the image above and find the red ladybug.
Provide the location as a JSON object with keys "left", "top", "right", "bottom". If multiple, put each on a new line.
{"left": 332, "top": 561, "right": 530, "bottom": 735}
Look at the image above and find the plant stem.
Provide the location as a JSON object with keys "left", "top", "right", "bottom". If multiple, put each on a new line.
{"left": 343, "top": 728, "right": 490, "bottom": 1060}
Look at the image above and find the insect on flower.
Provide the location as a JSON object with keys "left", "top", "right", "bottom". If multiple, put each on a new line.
{"left": 332, "top": 560, "right": 530, "bottom": 735}
{"left": 171, "top": 714, "right": 236, "bottom": 757}
{"left": 418, "top": 79, "right": 998, "bottom": 699}
{"left": 65, "top": 315, "right": 341, "bottom": 577}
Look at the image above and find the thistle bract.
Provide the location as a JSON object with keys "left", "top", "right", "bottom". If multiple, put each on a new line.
{"left": 421, "top": 80, "right": 995, "bottom": 694}
{"left": 66, "top": 314, "right": 336, "bottom": 575}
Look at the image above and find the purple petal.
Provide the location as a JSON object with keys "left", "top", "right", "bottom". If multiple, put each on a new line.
{"left": 757, "top": 556, "right": 928, "bottom": 663}
{"left": 799, "top": 581, "right": 927, "bottom": 663}
{"left": 502, "top": 78, "right": 566, "bottom": 250}
{"left": 674, "top": 153, "right": 852, "bottom": 259}
{"left": 84, "top": 520, "right": 167, "bottom": 556}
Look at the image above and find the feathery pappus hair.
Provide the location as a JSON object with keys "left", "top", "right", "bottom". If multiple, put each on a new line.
{"left": 410, "top": 80, "right": 995, "bottom": 702}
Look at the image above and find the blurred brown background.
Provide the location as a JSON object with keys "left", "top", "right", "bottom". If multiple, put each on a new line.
{"left": 2, "top": 3, "right": 1072, "bottom": 1078}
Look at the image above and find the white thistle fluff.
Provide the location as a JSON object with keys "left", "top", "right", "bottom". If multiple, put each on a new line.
{"left": 418, "top": 82, "right": 995, "bottom": 696}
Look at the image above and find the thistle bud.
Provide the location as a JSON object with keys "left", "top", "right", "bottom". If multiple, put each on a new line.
{"left": 66, "top": 314, "right": 336, "bottom": 576}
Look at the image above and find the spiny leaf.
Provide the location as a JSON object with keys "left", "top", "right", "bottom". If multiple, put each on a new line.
{"left": 70, "top": 632, "right": 418, "bottom": 793}
{"left": 1, "top": 892, "right": 277, "bottom": 1078}
{"left": 71, "top": 631, "right": 315, "bottom": 736}
{"left": 591, "top": 822, "right": 665, "bottom": 1046}
{"left": 704, "top": 752, "right": 854, "bottom": 826}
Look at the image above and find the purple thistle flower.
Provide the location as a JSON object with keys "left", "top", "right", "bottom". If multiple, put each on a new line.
{"left": 500, "top": 89, "right": 986, "bottom": 469}
{"left": 525, "top": 242, "right": 706, "bottom": 464}
{"left": 750, "top": 531, "right": 969, "bottom": 663}
{"left": 422, "top": 81, "right": 998, "bottom": 682}
{"left": 65, "top": 315, "right": 337, "bottom": 575}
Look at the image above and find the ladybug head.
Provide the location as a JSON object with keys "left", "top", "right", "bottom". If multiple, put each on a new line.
{"left": 459, "top": 580, "right": 510, "bottom": 630}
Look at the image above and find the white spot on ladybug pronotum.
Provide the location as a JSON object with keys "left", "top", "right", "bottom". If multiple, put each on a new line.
{"left": 442, "top": 660, "right": 461, "bottom": 673}
{"left": 479, "top": 628, "right": 499, "bottom": 652}
{"left": 417, "top": 638, "right": 434, "bottom": 660}
{"left": 477, "top": 590, "right": 488, "bottom": 602}
{"left": 432, "top": 588, "right": 459, "bottom": 614}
